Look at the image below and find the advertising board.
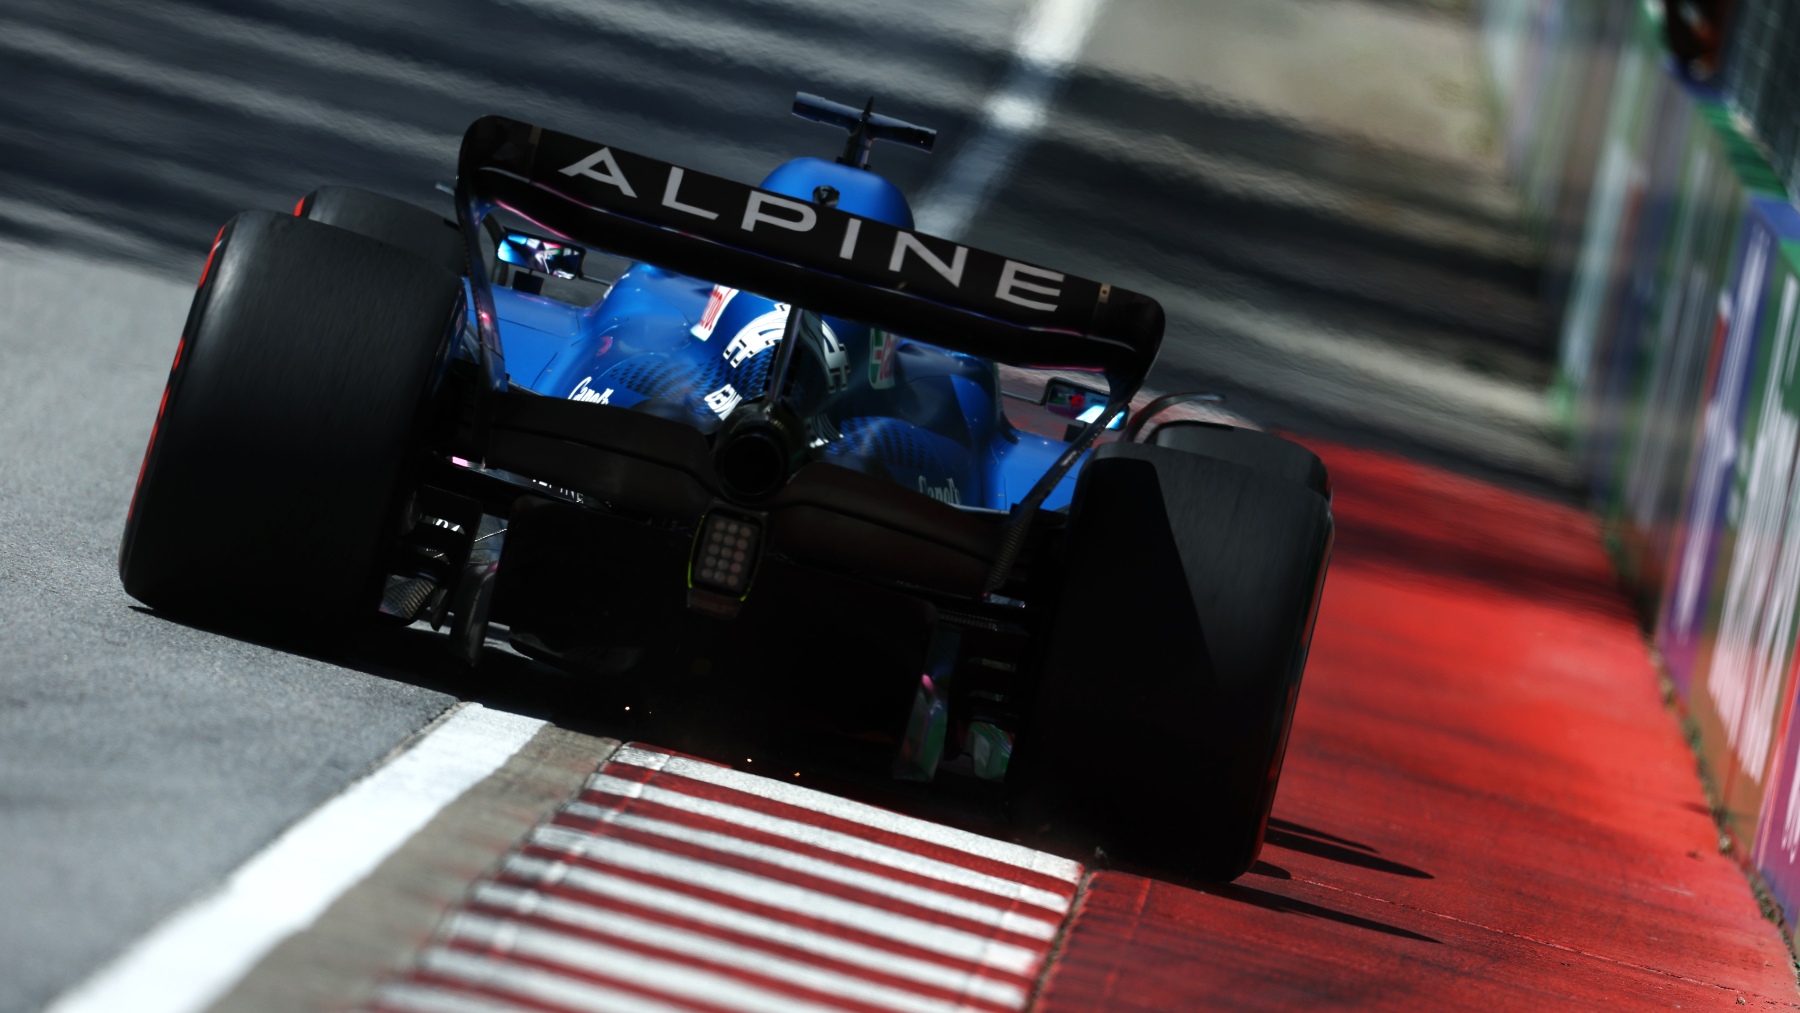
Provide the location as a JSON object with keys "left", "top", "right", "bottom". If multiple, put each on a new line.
{"left": 1658, "top": 199, "right": 1800, "bottom": 701}
{"left": 1604, "top": 86, "right": 1784, "bottom": 609}
{"left": 1554, "top": 1, "right": 1666, "bottom": 429}
{"left": 1721, "top": 239, "right": 1800, "bottom": 875}
{"left": 1578, "top": 64, "right": 1697, "bottom": 500}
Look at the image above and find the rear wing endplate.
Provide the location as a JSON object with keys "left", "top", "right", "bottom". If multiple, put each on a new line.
{"left": 453, "top": 116, "right": 1163, "bottom": 399}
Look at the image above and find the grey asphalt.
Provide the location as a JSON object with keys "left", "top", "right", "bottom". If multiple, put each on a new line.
{"left": 0, "top": 244, "right": 454, "bottom": 1011}
{"left": 0, "top": 1, "right": 1552, "bottom": 1009}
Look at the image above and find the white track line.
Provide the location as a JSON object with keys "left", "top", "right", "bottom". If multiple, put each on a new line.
{"left": 912, "top": 0, "right": 1107, "bottom": 239}
{"left": 609, "top": 747, "right": 1082, "bottom": 883}
{"left": 497, "top": 856, "right": 1029, "bottom": 1006}
{"left": 527, "top": 824, "right": 1044, "bottom": 974}
{"left": 45, "top": 704, "right": 545, "bottom": 1013}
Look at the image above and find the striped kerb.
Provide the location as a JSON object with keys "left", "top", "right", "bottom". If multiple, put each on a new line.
{"left": 370, "top": 745, "right": 1087, "bottom": 1013}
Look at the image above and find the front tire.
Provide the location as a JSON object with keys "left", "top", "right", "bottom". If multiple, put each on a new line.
{"left": 119, "top": 210, "right": 465, "bottom": 640}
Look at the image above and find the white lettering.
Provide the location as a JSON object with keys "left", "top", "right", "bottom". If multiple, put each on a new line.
{"left": 815, "top": 319, "right": 849, "bottom": 391}
{"left": 839, "top": 218, "right": 862, "bottom": 260}
{"left": 741, "top": 192, "right": 817, "bottom": 234}
{"left": 661, "top": 166, "right": 719, "bottom": 220}
{"left": 889, "top": 233, "right": 968, "bottom": 287}
{"left": 568, "top": 377, "right": 613, "bottom": 404}
{"left": 995, "top": 260, "right": 1064, "bottom": 311}
{"left": 723, "top": 310, "right": 786, "bottom": 367}
{"left": 558, "top": 148, "right": 637, "bottom": 197}
{"left": 703, "top": 383, "right": 744, "bottom": 417}
{"left": 1715, "top": 274, "right": 1800, "bottom": 789}
{"left": 916, "top": 476, "right": 961, "bottom": 505}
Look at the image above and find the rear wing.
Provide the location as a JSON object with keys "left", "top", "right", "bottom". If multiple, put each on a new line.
{"left": 453, "top": 116, "right": 1164, "bottom": 398}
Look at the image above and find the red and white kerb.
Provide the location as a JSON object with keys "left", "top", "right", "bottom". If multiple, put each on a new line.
{"left": 369, "top": 745, "right": 1085, "bottom": 1013}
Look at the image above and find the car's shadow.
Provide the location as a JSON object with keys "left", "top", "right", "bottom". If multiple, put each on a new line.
{"left": 135, "top": 603, "right": 1016, "bottom": 829}
{"left": 135, "top": 605, "right": 1441, "bottom": 943}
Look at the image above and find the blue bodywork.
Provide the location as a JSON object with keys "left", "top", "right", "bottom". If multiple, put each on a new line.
{"left": 485, "top": 157, "right": 1085, "bottom": 512}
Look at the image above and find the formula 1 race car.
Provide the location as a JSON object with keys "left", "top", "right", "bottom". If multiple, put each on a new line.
{"left": 118, "top": 96, "right": 1333, "bottom": 881}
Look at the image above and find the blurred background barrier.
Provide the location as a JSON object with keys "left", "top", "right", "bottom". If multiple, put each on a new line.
{"left": 1477, "top": 0, "right": 1800, "bottom": 939}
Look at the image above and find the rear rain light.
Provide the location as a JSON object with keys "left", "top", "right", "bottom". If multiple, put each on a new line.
{"left": 690, "top": 511, "right": 762, "bottom": 597}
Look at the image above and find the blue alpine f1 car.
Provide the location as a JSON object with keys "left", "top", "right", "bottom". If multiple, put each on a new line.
{"left": 118, "top": 95, "right": 1333, "bottom": 880}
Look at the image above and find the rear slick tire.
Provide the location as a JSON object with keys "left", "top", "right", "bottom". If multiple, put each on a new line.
{"left": 118, "top": 210, "right": 465, "bottom": 643}
{"left": 297, "top": 185, "right": 468, "bottom": 277}
{"left": 1013, "top": 440, "right": 1333, "bottom": 881}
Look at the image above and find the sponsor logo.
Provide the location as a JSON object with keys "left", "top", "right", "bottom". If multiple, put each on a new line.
{"left": 870, "top": 330, "right": 899, "bottom": 389}
{"left": 1716, "top": 273, "right": 1800, "bottom": 794}
{"left": 994, "top": 260, "right": 1063, "bottom": 311}
{"left": 559, "top": 147, "right": 637, "bottom": 197}
{"left": 554, "top": 146, "right": 1070, "bottom": 316}
{"left": 529, "top": 477, "right": 584, "bottom": 501}
{"left": 917, "top": 476, "right": 960, "bottom": 505}
{"left": 722, "top": 307, "right": 845, "bottom": 392}
{"left": 1669, "top": 232, "right": 1771, "bottom": 643}
{"left": 724, "top": 309, "right": 788, "bottom": 368}
{"left": 691, "top": 285, "right": 739, "bottom": 340}
{"left": 812, "top": 317, "right": 849, "bottom": 392}
{"left": 569, "top": 377, "right": 613, "bottom": 404}
{"left": 703, "top": 383, "right": 743, "bottom": 417}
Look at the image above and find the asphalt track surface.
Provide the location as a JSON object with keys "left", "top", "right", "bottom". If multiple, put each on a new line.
{"left": 0, "top": 0, "right": 1637, "bottom": 1009}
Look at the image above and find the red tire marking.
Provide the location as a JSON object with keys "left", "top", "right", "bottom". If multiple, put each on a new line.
{"left": 127, "top": 225, "right": 224, "bottom": 523}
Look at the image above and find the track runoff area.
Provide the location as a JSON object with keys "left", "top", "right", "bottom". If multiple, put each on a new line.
{"left": 45, "top": 439, "right": 1797, "bottom": 1011}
